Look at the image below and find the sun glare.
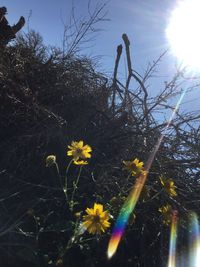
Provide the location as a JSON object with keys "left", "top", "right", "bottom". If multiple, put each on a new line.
{"left": 166, "top": 0, "right": 200, "bottom": 72}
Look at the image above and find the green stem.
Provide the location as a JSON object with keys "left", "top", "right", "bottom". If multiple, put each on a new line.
{"left": 121, "top": 173, "right": 133, "bottom": 194}
{"left": 59, "top": 217, "right": 81, "bottom": 260}
{"left": 150, "top": 188, "right": 164, "bottom": 201}
{"left": 70, "top": 166, "right": 83, "bottom": 211}
{"left": 54, "top": 162, "right": 62, "bottom": 188}
{"left": 63, "top": 159, "right": 73, "bottom": 200}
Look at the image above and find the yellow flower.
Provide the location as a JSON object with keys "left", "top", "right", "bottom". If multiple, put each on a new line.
{"left": 46, "top": 155, "right": 56, "bottom": 167}
{"left": 73, "top": 160, "right": 88, "bottom": 165}
{"left": 159, "top": 204, "right": 172, "bottom": 226}
{"left": 160, "top": 175, "right": 177, "bottom": 197}
{"left": 123, "top": 158, "right": 146, "bottom": 177}
{"left": 67, "top": 141, "right": 92, "bottom": 162}
{"left": 82, "top": 203, "right": 110, "bottom": 234}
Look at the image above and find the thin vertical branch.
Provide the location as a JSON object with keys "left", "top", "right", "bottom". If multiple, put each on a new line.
{"left": 112, "top": 44, "right": 122, "bottom": 115}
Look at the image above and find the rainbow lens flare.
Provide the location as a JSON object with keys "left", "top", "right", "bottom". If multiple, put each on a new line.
{"left": 168, "top": 210, "right": 178, "bottom": 267}
{"left": 189, "top": 212, "right": 200, "bottom": 267}
{"left": 107, "top": 172, "right": 147, "bottom": 258}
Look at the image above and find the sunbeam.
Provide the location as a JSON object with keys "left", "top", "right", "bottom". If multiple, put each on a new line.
{"left": 168, "top": 210, "right": 178, "bottom": 267}
{"left": 189, "top": 212, "right": 200, "bottom": 267}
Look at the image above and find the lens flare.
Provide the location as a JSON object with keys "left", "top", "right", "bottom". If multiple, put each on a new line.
{"left": 168, "top": 210, "right": 178, "bottom": 267}
{"left": 189, "top": 212, "right": 200, "bottom": 267}
{"left": 107, "top": 89, "right": 187, "bottom": 259}
{"left": 107, "top": 172, "right": 147, "bottom": 259}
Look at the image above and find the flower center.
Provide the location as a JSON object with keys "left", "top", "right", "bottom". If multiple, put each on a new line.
{"left": 76, "top": 148, "right": 83, "bottom": 155}
{"left": 93, "top": 215, "right": 100, "bottom": 223}
{"left": 131, "top": 163, "right": 137, "bottom": 171}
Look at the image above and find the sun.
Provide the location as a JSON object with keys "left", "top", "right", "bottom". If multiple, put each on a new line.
{"left": 166, "top": 0, "right": 200, "bottom": 71}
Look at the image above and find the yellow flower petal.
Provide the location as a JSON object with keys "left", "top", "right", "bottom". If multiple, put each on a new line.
{"left": 78, "top": 140, "right": 84, "bottom": 147}
{"left": 73, "top": 160, "right": 88, "bottom": 165}
{"left": 159, "top": 176, "right": 177, "bottom": 197}
{"left": 85, "top": 208, "right": 95, "bottom": 216}
{"left": 94, "top": 203, "right": 103, "bottom": 213}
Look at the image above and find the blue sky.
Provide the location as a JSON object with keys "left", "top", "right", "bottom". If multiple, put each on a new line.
{"left": 1, "top": 0, "right": 199, "bottom": 111}
{"left": 2, "top": 0, "right": 175, "bottom": 72}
